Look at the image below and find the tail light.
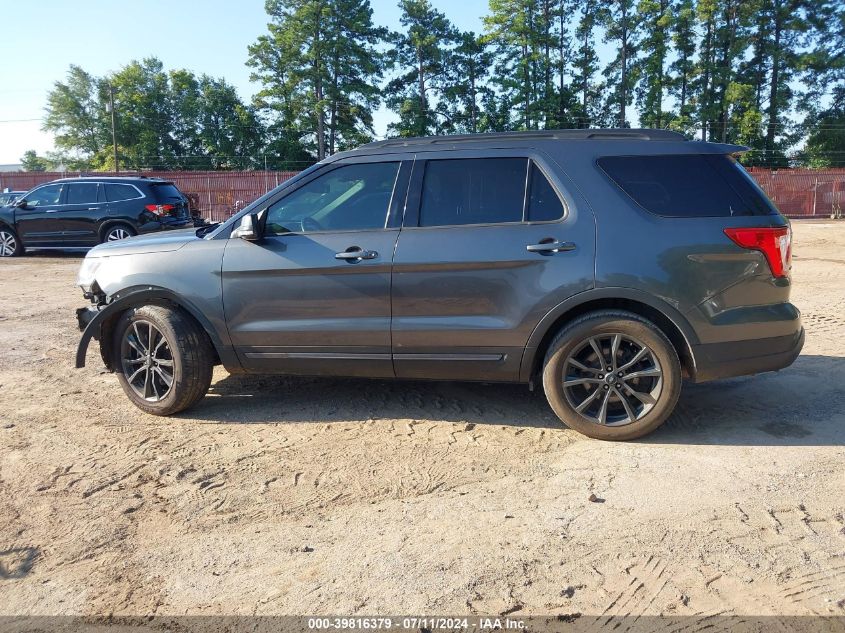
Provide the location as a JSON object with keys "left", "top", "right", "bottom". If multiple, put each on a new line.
{"left": 144, "top": 203, "right": 175, "bottom": 216}
{"left": 724, "top": 226, "right": 791, "bottom": 278}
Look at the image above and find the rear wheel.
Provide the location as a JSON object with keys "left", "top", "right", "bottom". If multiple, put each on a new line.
{"left": 542, "top": 310, "right": 682, "bottom": 441}
{"left": 0, "top": 227, "right": 22, "bottom": 257}
{"left": 102, "top": 224, "right": 135, "bottom": 243}
{"left": 112, "top": 305, "right": 214, "bottom": 416}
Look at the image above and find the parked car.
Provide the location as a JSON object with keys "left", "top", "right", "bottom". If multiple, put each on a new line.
{"left": 0, "top": 191, "right": 25, "bottom": 207}
{"left": 74, "top": 129, "right": 803, "bottom": 440}
{"left": 0, "top": 176, "right": 192, "bottom": 256}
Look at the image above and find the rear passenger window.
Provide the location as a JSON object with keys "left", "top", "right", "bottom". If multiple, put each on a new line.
{"left": 66, "top": 183, "right": 99, "bottom": 204}
{"left": 419, "top": 158, "right": 527, "bottom": 226}
{"left": 527, "top": 165, "right": 564, "bottom": 221}
{"left": 598, "top": 154, "right": 777, "bottom": 217}
{"left": 105, "top": 184, "right": 140, "bottom": 202}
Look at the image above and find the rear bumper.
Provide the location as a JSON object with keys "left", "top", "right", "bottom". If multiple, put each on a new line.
{"left": 691, "top": 326, "right": 804, "bottom": 383}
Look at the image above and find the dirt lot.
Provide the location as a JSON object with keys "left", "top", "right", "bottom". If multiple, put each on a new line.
{"left": 0, "top": 221, "right": 843, "bottom": 620}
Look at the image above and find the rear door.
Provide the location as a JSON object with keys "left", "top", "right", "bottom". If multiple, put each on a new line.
{"left": 14, "top": 183, "right": 66, "bottom": 245}
{"left": 391, "top": 150, "right": 596, "bottom": 381}
{"left": 61, "top": 182, "right": 105, "bottom": 245}
{"left": 222, "top": 157, "right": 412, "bottom": 378}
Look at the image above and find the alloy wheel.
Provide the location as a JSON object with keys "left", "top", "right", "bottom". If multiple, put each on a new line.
{"left": 120, "top": 320, "right": 174, "bottom": 402}
{"left": 562, "top": 333, "right": 663, "bottom": 426}
{"left": 0, "top": 231, "right": 17, "bottom": 256}
{"left": 107, "top": 227, "right": 131, "bottom": 241}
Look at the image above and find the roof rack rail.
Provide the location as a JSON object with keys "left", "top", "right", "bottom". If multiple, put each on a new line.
{"left": 362, "top": 128, "right": 686, "bottom": 149}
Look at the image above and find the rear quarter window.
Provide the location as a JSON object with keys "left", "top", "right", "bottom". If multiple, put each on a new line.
{"left": 105, "top": 184, "right": 141, "bottom": 202}
{"left": 598, "top": 154, "right": 777, "bottom": 217}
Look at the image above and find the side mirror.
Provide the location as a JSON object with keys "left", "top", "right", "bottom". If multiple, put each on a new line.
{"left": 231, "top": 213, "right": 261, "bottom": 241}
{"left": 14, "top": 199, "right": 28, "bottom": 209}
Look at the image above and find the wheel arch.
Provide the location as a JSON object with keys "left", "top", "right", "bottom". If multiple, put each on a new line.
{"left": 76, "top": 286, "right": 239, "bottom": 372}
{"left": 520, "top": 289, "right": 699, "bottom": 385}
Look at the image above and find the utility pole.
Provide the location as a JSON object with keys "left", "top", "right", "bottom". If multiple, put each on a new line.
{"left": 107, "top": 84, "right": 119, "bottom": 172}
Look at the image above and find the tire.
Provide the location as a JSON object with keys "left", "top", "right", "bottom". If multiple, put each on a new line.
{"left": 112, "top": 305, "right": 214, "bottom": 416}
{"left": 102, "top": 223, "right": 136, "bottom": 243}
{"left": 0, "top": 226, "right": 23, "bottom": 257}
{"left": 542, "top": 310, "right": 682, "bottom": 441}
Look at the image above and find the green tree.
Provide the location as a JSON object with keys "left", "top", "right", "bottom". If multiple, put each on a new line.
{"left": 803, "top": 87, "right": 845, "bottom": 167}
{"left": 107, "top": 58, "right": 176, "bottom": 169}
{"left": 385, "top": 0, "right": 457, "bottom": 136}
{"left": 709, "top": 0, "right": 756, "bottom": 144}
{"left": 43, "top": 65, "right": 109, "bottom": 162}
{"left": 602, "top": 0, "right": 639, "bottom": 127}
{"left": 573, "top": 0, "right": 601, "bottom": 126}
{"left": 193, "top": 76, "right": 265, "bottom": 169}
{"left": 440, "top": 32, "right": 495, "bottom": 133}
{"left": 325, "top": 0, "right": 387, "bottom": 152}
{"left": 635, "top": 0, "right": 671, "bottom": 127}
{"left": 759, "top": 0, "right": 812, "bottom": 163}
{"left": 20, "top": 150, "right": 48, "bottom": 172}
{"left": 248, "top": 0, "right": 384, "bottom": 159}
{"left": 44, "top": 59, "right": 262, "bottom": 170}
{"left": 668, "top": 0, "right": 697, "bottom": 129}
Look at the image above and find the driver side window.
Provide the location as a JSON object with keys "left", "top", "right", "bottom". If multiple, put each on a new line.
{"left": 24, "top": 184, "right": 64, "bottom": 207}
{"left": 265, "top": 162, "right": 400, "bottom": 234}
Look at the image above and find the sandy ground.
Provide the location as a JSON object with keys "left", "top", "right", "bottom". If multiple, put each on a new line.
{"left": 0, "top": 221, "right": 843, "bottom": 621}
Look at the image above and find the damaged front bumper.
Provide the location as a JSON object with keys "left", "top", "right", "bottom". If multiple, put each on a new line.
{"left": 76, "top": 306, "right": 99, "bottom": 332}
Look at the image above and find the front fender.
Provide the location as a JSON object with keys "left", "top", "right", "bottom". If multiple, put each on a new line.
{"left": 75, "top": 287, "right": 241, "bottom": 372}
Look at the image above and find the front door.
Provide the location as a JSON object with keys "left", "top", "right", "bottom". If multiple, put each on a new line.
{"left": 391, "top": 152, "right": 596, "bottom": 381}
{"left": 222, "top": 159, "right": 411, "bottom": 378}
{"left": 14, "top": 183, "right": 66, "bottom": 246}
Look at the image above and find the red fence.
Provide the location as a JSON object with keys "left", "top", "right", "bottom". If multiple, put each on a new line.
{"left": 0, "top": 170, "right": 299, "bottom": 222}
{"left": 747, "top": 168, "right": 845, "bottom": 218}
{"left": 3, "top": 167, "right": 845, "bottom": 220}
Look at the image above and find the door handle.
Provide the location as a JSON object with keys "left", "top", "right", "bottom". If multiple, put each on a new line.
{"left": 45, "top": 210, "right": 59, "bottom": 213}
{"left": 526, "top": 240, "right": 576, "bottom": 253}
{"left": 86, "top": 207, "right": 99, "bottom": 211}
{"left": 335, "top": 247, "right": 378, "bottom": 261}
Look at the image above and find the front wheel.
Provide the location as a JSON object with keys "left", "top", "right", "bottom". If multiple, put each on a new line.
{"left": 112, "top": 305, "right": 214, "bottom": 415}
{"left": 542, "top": 310, "right": 682, "bottom": 441}
{"left": 0, "top": 227, "right": 23, "bottom": 257}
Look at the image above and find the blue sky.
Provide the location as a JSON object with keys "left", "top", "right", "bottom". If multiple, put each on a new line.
{"left": 0, "top": 0, "right": 492, "bottom": 164}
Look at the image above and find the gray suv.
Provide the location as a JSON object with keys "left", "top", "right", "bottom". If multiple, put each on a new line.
{"left": 75, "top": 129, "right": 803, "bottom": 440}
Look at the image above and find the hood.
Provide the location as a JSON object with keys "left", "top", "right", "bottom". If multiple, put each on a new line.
{"left": 87, "top": 228, "right": 199, "bottom": 258}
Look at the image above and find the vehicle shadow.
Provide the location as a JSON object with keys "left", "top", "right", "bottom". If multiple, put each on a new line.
{"left": 647, "top": 354, "right": 845, "bottom": 447}
{"left": 187, "top": 354, "right": 844, "bottom": 446}
{"left": 0, "top": 546, "right": 38, "bottom": 579}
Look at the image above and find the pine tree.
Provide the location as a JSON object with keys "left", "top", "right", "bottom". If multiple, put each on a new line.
{"left": 385, "top": 0, "right": 457, "bottom": 136}
{"left": 248, "top": 0, "right": 384, "bottom": 160}
{"left": 669, "top": 0, "right": 697, "bottom": 129}
{"left": 760, "top": 0, "right": 812, "bottom": 163}
{"left": 602, "top": 0, "right": 639, "bottom": 127}
{"left": 635, "top": 0, "right": 671, "bottom": 128}
{"left": 441, "top": 32, "right": 495, "bottom": 133}
{"left": 573, "top": 0, "right": 601, "bottom": 127}
{"left": 694, "top": 0, "right": 718, "bottom": 140}
{"left": 484, "top": 0, "right": 539, "bottom": 129}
